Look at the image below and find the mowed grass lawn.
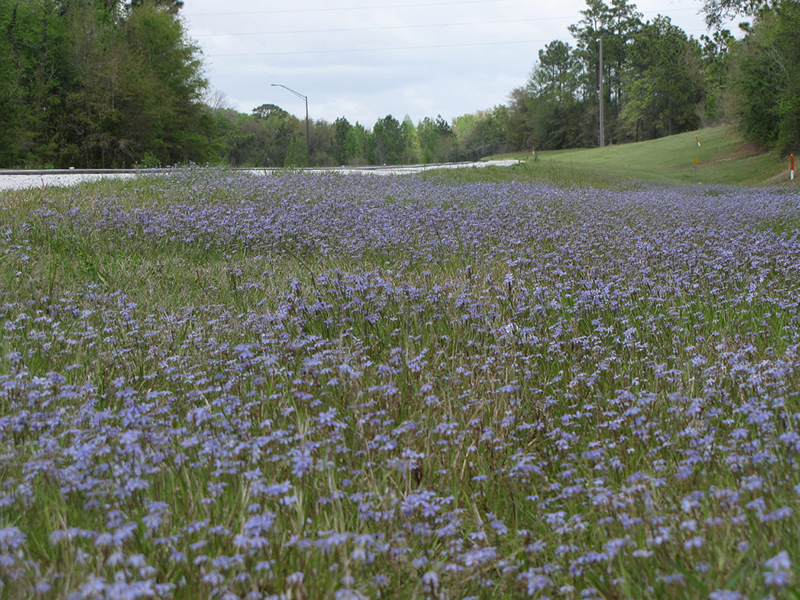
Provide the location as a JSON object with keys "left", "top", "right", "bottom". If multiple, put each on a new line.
{"left": 1, "top": 168, "right": 800, "bottom": 599}
{"left": 488, "top": 126, "right": 795, "bottom": 188}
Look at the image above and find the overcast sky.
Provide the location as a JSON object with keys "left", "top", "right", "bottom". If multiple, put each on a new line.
{"left": 181, "top": 0, "right": 733, "bottom": 127}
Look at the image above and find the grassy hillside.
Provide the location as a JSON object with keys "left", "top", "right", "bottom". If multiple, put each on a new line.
{"left": 480, "top": 125, "right": 796, "bottom": 187}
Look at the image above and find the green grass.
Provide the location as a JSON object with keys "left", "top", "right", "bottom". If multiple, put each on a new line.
{"left": 2, "top": 170, "right": 800, "bottom": 598}
{"left": 478, "top": 125, "right": 797, "bottom": 188}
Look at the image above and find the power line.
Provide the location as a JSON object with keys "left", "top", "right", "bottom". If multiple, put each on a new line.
{"left": 188, "top": 6, "right": 709, "bottom": 40}
{"left": 203, "top": 26, "right": 713, "bottom": 59}
{"left": 204, "top": 25, "right": 714, "bottom": 59}
{"left": 193, "top": 16, "right": 573, "bottom": 38}
{"left": 190, "top": 2, "right": 701, "bottom": 21}
{"left": 206, "top": 38, "right": 554, "bottom": 58}
{"left": 188, "top": 0, "right": 509, "bottom": 17}
{"left": 195, "top": 8, "right": 708, "bottom": 37}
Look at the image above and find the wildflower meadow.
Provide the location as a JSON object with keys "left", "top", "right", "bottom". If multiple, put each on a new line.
{"left": 2, "top": 169, "right": 800, "bottom": 599}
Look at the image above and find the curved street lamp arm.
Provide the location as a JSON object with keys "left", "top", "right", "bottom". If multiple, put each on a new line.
{"left": 271, "top": 83, "right": 310, "bottom": 166}
{"left": 271, "top": 83, "right": 307, "bottom": 102}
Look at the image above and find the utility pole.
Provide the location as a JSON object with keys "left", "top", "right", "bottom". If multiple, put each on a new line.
{"left": 598, "top": 37, "right": 605, "bottom": 148}
{"left": 271, "top": 84, "right": 310, "bottom": 167}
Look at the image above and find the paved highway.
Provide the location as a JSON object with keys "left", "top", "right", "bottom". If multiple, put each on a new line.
{"left": 0, "top": 160, "right": 521, "bottom": 191}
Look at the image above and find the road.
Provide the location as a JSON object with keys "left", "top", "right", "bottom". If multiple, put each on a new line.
{"left": 0, "top": 160, "right": 521, "bottom": 191}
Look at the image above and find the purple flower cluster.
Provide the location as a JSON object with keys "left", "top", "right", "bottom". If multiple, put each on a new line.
{"left": 1, "top": 170, "right": 800, "bottom": 597}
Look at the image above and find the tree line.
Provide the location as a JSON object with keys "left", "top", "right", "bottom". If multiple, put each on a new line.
{"left": 0, "top": 0, "right": 211, "bottom": 168}
{"left": 509, "top": 0, "right": 799, "bottom": 156}
{"left": 0, "top": 0, "right": 797, "bottom": 169}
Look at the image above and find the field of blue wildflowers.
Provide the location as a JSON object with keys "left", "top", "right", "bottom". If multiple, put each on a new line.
{"left": 2, "top": 169, "right": 800, "bottom": 599}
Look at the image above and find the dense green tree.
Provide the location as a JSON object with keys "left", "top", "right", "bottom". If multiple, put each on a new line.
{"left": 0, "top": 0, "right": 207, "bottom": 168}
{"left": 451, "top": 114, "right": 478, "bottom": 143}
{"left": 330, "top": 116, "right": 352, "bottom": 165}
{"left": 252, "top": 103, "right": 287, "bottom": 120}
{"left": 450, "top": 107, "right": 511, "bottom": 159}
{"left": 59, "top": 1, "right": 126, "bottom": 166}
{"left": 519, "top": 38, "right": 592, "bottom": 150}
{"left": 465, "top": 107, "right": 511, "bottom": 159}
{"left": 284, "top": 136, "right": 307, "bottom": 168}
{"left": 309, "top": 119, "right": 334, "bottom": 166}
{"left": 400, "top": 116, "right": 422, "bottom": 164}
{"left": 416, "top": 118, "right": 438, "bottom": 163}
{"left": 531, "top": 40, "right": 580, "bottom": 108}
{"left": 504, "top": 86, "right": 536, "bottom": 151}
{"left": 0, "top": 0, "right": 72, "bottom": 166}
{"left": 116, "top": 1, "right": 206, "bottom": 165}
{"left": 215, "top": 104, "right": 316, "bottom": 167}
{"left": 505, "top": 0, "right": 731, "bottom": 152}
{"left": 569, "top": 0, "right": 643, "bottom": 143}
{"left": 700, "top": 28, "right": 736, "bottom": 122}
{"left": 344, "top": 122, "right": 371, "bottom": 165}
{"left": 732, "top": 0, "right": 800, "bottom": 153}
{"left": 372, "top": 115, "right": 404, "bottom": 164}
{"left": 702, "top": 0, "right": 774, "bottom": 28}
{"left": 416, "top": 115, "right": 455, "bottom": 163}
{"left": 0, "top": 3, "right": 31, "bottom": 165}
{"left": 620, "top": 16, "right": 704, "bottom": 140}
{"left": 251, "top": 104, "right": 298, "bottom": 166}
{"left": 208, "top": 109, "right": 248, "bottom": 166}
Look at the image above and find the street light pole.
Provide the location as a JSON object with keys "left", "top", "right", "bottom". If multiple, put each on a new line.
{"left": 271, "top": 83, "right": 310, "bottom": 166}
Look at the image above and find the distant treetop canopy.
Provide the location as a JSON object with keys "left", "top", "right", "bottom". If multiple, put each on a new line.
{"left": 702, "top": 0, "right": 773, "bottom": 28}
